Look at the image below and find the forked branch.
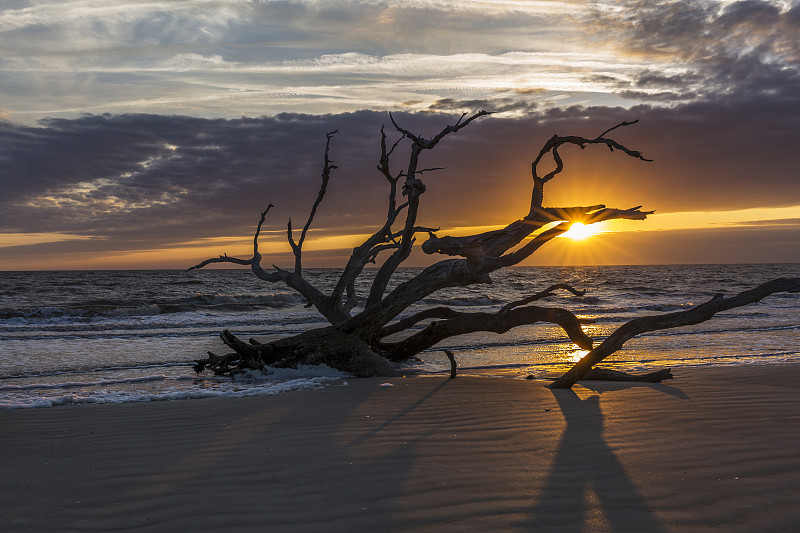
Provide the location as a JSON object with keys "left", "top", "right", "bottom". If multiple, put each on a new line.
{"left": 189, "top": 133, "right": 348, "bottom": 324}
{"left": 188, "top": 204, "right": 277, "bottom": 277}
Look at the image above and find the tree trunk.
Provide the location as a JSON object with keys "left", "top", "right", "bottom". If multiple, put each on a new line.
{"left": 195, "top": 326, "right": 395, "bottom": 378}
{"left": 190, "top": 117, "right": 657, "bottom": 375}
{"left": 188, "top": 117, "right": 797, "bottom": 389}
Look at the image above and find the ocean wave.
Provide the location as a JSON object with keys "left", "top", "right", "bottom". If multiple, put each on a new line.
{"left": 714, "top": 311, "right": 772, "bottom": 318}
{"left": 0, "top": 374, "right": 177, "bottom": 392}
{"left": 0, "top": 362, "right": 192, "bottom": 381}
{"left": 0, "top": 364, "right": 350, "bottom": 409}
{"left": 421, "top": 295, "right": 503, "bottom": 306}
{"left": 619, "top": 286, "right": 671, "bottom": 296}
{"left": 0, "top": 376, "right": 342, "bottom": 409}
{"left": 0, "top": 292, "right": 308, "bottom": 320}
{"left": 645, "top": 323, "right": 799, "bottom": 337}
{"left": 639, "top": 303, "right": 696, "bottom": 312}
{"left": 572, "top": 301, "right": 699, "bottom": 315}
{"left": 177, "top": 292, "right": 307, "bottom": 307}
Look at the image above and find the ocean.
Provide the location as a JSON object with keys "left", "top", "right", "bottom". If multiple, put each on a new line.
{"left": 1, "top": 264, "right": 798, "bottom": 409}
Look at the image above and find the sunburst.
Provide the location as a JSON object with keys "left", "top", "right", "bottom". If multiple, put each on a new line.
{"left": 562, "top": 222, "right": 600, "bottom": 241}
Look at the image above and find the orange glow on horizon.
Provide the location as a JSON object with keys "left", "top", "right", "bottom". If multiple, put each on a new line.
{"left": 2, "top": 204, "right": 799, "bottom": 269}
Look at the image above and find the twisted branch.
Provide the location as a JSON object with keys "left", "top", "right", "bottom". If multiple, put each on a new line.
{"left": 419, "top": 121, "right": 653, "bottom": 271}
{"left": 376, "top": 303, "right": 593, "bottom": 362}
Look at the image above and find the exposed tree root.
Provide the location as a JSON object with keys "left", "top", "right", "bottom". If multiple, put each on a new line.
{"left": 193, "top": 327, "right": 395, "bottom": 378}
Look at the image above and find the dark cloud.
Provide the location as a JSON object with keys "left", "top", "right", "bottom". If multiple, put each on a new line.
{"left": 426, "top": 98, "right": 539, "bottom": 114}
{"left": 527, "top": 97, "right": 800, "bottom": 212}
{"left": 633, "top": 71, "right": 703, "bottom": 89}
{"left": 0, "top": 111, "right": 396, "bottom": 241}
{"left": 3, "top": 2, "right": 799, "bottom": 268}
{"left": 592, "top": 0, "right": 800, "bottom": 101}
{"left": 3, "top": 89, "right": 799, "bottom": 267}
{"left": 716, "top": 0, "right": 781, "bottom": 29}
{"left": 618, "top": 90, "right": 698, "bottom": 102}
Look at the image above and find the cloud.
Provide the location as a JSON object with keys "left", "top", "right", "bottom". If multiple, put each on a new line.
{"left": 589, "top": 0, "right": 800, "bottom": 101}
{"left": 426, "top": 97, "right": 539, "bottom": 114}
{"left": 2, "top": 94, "right": 799, "bottom": 263}
{"left": 2, "top": 1, "right": 800, "bottom": 268}
{"left": 0, "top": 1, "right": 578, "bottom": 59}
{"left": 1, "top": 48, "right": 648, "bottom": 120}
{"left": 0, "top": 1, "right": 655, "bottom": 120}
{"left": 4, "top": 1, "right": 799, "bottom": 120}
{"left": 2, "top": 113, "right": 408, "bottom": 247}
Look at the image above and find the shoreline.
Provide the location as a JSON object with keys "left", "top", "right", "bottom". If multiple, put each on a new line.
{"left": 2, "top": 364, "right": 800, "bottom": 531}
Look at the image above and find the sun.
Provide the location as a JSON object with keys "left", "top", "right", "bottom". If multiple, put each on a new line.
{"left": 562, "top": 222, "right": 598, "bottom": 241}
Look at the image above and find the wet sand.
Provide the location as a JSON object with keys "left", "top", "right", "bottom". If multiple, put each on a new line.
{"left": 2, "top": 364, "right": 800, "bottom": 532}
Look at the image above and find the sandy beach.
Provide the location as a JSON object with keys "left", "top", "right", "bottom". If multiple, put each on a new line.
{"left": 2, "top": 364, "right": 799, "bottom": 532}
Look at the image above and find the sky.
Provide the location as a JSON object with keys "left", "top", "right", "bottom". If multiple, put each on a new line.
{"left": 1, "top": 0, "right": 799, "bottom": 269}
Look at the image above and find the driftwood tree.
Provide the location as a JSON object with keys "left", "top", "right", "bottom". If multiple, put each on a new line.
{"left": 190, "top": 113, "right": 800, "bottom": 388}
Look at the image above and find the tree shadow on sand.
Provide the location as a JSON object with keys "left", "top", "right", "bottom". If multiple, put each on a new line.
{"left": 523, "top": 387, "right": 672, "bottom": 532}
{"left": 580, "top": 380, "right": 690, "bottom": 400}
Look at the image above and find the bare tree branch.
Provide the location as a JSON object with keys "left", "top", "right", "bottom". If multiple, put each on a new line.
{"left": 330, "top": 127, "right": 408, "bottom": 310}
{"left": 596, "top": 119, "right": 640, "bottom": 139}
{"left": 188, "top": 253, "right": 253, "bottom": 271}
{"left": 376, "top": 285, "right": 593, "bottom": 339}
{"left": 365, "top": 111, "right": 490, "bottom": 309}
{"left": 416, "top": 167, "right": 446, "bottom": 174}
{"left": 377, "top": 307, "right": 464, "bottom": 338}
{"left": 529, "top": 121, "right": 651, "bottom": 215}
{"left": 289, "top": 130, "right": 339, "bottom": 274}
{"left": 376, "top": 303, "right": 593, "bottom": 362}
{"left": 189, "top": 204, "right": 275, "bottom": 274}
{"left": 499, "top": 283, "right": 587, "bottom": 313}
{"left": 550, "top": 277, "right": 800, "bottom": 389}
{"left": 254, "top": 203, "right": 273, "bottom": 242}
{"left": 419, "top": 122, "right": 652, "bottom": 270}
{"left": 188, "top": 143, "right": 347, "bottom": 324}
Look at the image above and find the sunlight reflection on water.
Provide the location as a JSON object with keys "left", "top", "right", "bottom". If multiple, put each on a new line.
{"left": 567, "top": 349, "right": 590, "bottom": 363}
